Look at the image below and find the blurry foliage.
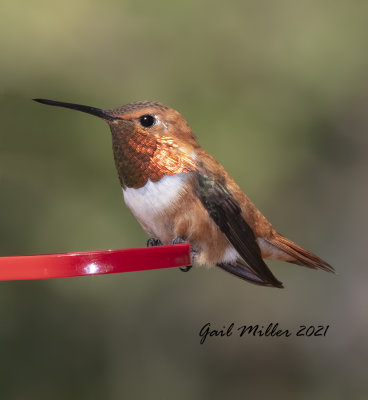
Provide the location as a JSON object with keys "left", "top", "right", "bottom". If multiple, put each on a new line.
{"left": 0, "top": 0, "right": 368, "bottom": 399}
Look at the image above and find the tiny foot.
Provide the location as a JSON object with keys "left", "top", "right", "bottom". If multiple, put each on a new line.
{"left": 147, "top": 237, "right": 163, "bottom": 247}
{"left": 172, "top": 237, "right": 193, "bottom": 272}
{"left": 171, "top": 236, "right": 187, "bottom": 245}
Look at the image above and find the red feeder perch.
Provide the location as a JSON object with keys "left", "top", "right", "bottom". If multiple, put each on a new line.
{"left": 0, "top": 244, "right": 191, "bottom": 281}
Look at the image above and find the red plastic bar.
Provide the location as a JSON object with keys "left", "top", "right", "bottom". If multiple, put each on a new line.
{"left": 0, "top": 244, "right": 191, "bottom": 281}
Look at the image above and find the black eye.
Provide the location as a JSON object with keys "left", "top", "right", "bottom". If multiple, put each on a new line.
{"left": 139, "top": 114, "right": 156, "bottom": 128}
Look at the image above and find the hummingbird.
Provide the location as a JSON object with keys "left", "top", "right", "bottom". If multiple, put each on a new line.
{"left": 34, "top": 98, "right": 334, "bottom": 288}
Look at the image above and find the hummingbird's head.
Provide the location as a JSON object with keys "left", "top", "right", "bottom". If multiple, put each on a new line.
{"left": 34, "top": 99, "right": 198, "bottom": 188}
{"left": 33, "top": 98, "right": 197, "bottom": 145}
{"left": 107, "top": 101, "right": 197, "bottom": 146}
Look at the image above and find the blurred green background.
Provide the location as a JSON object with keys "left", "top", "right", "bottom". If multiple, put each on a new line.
{"left": 1, "top": 0, "right": 367, "bottom": 399}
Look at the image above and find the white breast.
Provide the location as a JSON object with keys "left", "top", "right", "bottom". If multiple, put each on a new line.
{"left": 123, "top": 173, "right": 188, "bottom": 229}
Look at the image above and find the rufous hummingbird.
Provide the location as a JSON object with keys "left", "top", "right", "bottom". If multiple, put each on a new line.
{"left": 34, "top": 98, "right": 333, "bottom": 288}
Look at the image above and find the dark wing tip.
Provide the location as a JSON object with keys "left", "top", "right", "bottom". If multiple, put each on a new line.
{"left": 218, "top": 261, "right": 284, "bottom": 288}
{"left": 195, "top": 172, "right": 283, "bottom": 287}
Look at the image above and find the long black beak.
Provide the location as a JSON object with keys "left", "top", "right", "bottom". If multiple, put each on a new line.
{"left": 33, "top": 98, "right": 119, "bottom": 122}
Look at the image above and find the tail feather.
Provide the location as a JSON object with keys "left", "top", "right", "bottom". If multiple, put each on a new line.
{"left": 267, "top": 233, "right": 334, "bottom": 273}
